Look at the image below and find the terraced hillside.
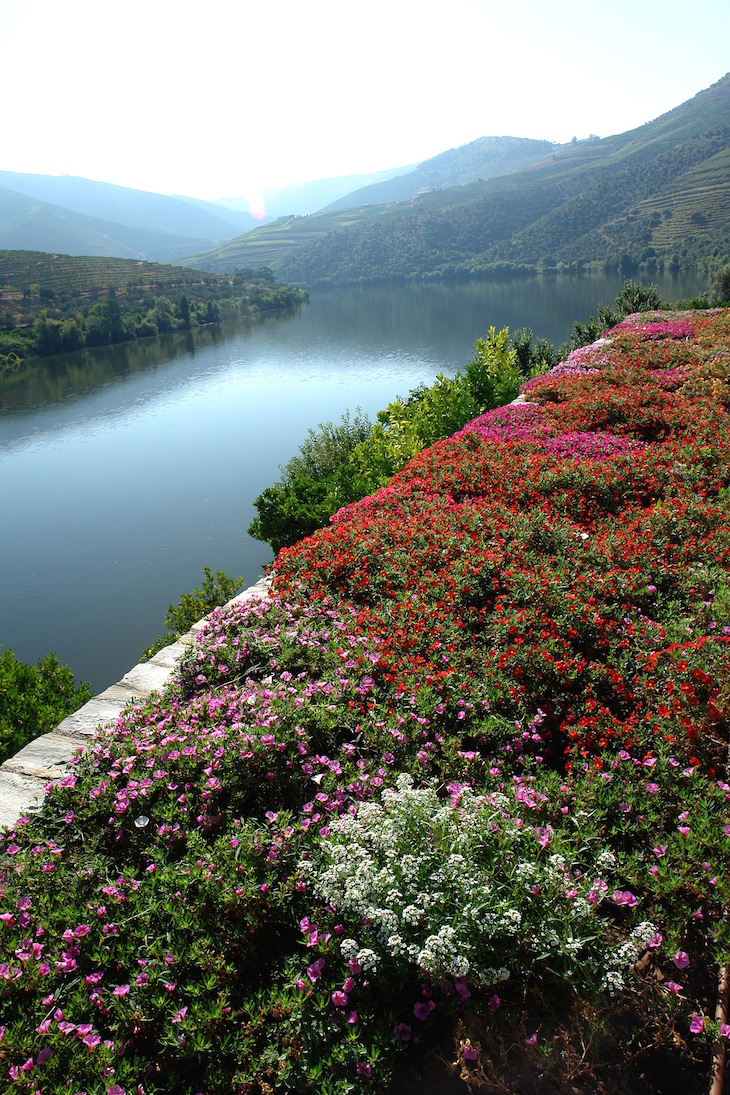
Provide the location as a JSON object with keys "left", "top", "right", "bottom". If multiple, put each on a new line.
{"left": 188, "top": 74, "right": 730, "bottom": 286}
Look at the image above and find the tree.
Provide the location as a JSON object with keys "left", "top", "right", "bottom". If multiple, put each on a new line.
{"left": 710, "top": 262, "right": 730, "bottom": 304}
{"left": 0, "top": 649, "right": 92, "bottom": 764}
{"left": 140, "top": 566, "right": 244, "bottom": 661}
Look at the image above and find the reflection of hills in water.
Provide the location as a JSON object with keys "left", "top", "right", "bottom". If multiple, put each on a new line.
{"left": 0, "top": 310, "right": 302, "bottom": 416}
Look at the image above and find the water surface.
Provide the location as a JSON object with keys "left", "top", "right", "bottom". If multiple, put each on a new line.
{"left": 0, "top": 272, "right": 703, "bottom": 690}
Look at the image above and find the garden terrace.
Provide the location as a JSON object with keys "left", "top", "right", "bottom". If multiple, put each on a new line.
{"left": 1, "top": 309, "right": 730, "bottom": 1094}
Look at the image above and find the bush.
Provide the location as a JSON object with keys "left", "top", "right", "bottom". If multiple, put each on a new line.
{"left": 140, "top": 565, "right": 244, "bottom": 660}
{"left": 710, "top": 261, "right": 730, "bottom": 305}
{"left": 465, "top": 325, "right": 520, "bottom": 412}
{"left": 249, "top": 327, "right": 532, "bottom": 553}
{"left": 0, "top": 649, "right": 92, "bottom": 763}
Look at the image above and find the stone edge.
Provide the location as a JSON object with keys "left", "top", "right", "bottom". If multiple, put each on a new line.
{"left": 0, "top": 577, "right": 271, "bottom": 831}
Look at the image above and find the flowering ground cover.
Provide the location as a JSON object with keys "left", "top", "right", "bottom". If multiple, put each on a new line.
{"left": 1, "top": 309, "right": 730, "bottom": 1094}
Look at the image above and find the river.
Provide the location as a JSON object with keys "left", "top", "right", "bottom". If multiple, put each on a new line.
{"left": 0, "top": 271, "right": 704, "bottom": 691}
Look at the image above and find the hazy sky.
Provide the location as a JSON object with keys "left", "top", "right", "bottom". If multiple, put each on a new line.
{"left": 2, "top": 0, "right": 729, "bottom": 211}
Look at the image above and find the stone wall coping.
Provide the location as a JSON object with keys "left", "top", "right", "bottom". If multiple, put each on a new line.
{"left": 0, "top": 576, "right": 271, "bottom": 831}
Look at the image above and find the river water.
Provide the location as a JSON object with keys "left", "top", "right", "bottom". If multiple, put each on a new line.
{"left": 0, "top": 271, "right": 704, "bottom": 691}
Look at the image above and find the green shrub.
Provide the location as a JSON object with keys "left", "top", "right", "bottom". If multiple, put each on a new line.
{"left": 465, "top": 325, "right": 521, "bottom": 412}
{"left": 249, "top": 327, "right": 531, "bottom": 552}
{"left": 0, "top": 649, "right": 92, "bottom": 764}
{"left": 140, "top": 565, "right": 244, "bottom": 660}
{"left": 710, "top": 261, "right": 730, "bottom": 305}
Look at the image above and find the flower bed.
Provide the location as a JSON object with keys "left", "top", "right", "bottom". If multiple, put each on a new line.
{"left": 1, "top": 310, "right": 730, "bottom": 1094}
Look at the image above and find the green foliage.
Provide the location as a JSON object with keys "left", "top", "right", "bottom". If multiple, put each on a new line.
{"left": 710, "top": 260, "right": 730, "bottom": 304}
{"left": 465, "top": 325, "right": 521, "bottom": 412}
{"left": 613, "top": 279, "right": 664, "bottom": 316}
{"left": 0, "top": 251, "right": 308, "bottom": 373}
{"left": 140, "top": 566, "right": 244, "bottom": 661}
{"left": 248, "top": 478, "right": 333, "bottom": 555}
{"left": 566, "top": 279, "right": 666, "bottom": 351}
{"left": 0, "top": 649, "right": 92, "bottom": 764}
{"left": 249, "top": 327, "right": 529, "bottom": 552}
{"left": 283, "top": 409, "right": 373, "bottom": 484}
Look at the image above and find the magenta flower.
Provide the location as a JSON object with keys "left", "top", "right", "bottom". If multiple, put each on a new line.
{"left": 331, "top": 990, "right": 348, "bottom": 1007}
{"left": 652, "top": 845, "right": 666, "bottom": 858}
{"left": 665, "top": 982, "right": 683, "bottom": 993}
{"left": 689, "top": 1015, "right": 705, "bottom": 1034}
{"left": 356, "top": 1062, "right": 372, "bottom": 1076}
{"left": 525, "top": 1032, "right": 538, "bottom": 1046}
{"left": 306, "top": 957, "right": 325, "bottom": 984}
{"left": 462, "top": 1043, "right": 479, "bottom": 1061}
{"left": 171, "top": 1006, "right": 188, "bottom": 1024}
{"left": 673, "top": 951, "right": 690, "bottom": 970}
{"left": 413, "top": 1000, "right": 435, "bottom": 1020}
{"left": 112, "top": 984, "right": 130, "bottom": 997}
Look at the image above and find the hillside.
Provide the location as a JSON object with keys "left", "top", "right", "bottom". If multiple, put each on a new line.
{"left": 0, "top": 172, "right": 258, "bottom": 262}
{"left": 323, "top": 135, "right": 557, "bottom": 211}
{"left": 0, "top": 250, "right": 307, "bottom": 369}
{"left": 199, "top": 73, "right": 730, "bottom": 286}
{"left": 180, "top": 206, "right": 404, "bottom": 273}
{"left": 181, "top": 137, "right": 558, "bottom": 274}
{"left": 1, "top": 306, "right": 729, "bottom": 1093}
{"left": 216, "top": 165, "right": 413, "bottom": 220}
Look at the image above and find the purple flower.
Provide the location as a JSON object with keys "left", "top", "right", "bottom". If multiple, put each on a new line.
{"left": 673, "top": 951, "right": 690, "bottom": 970}
{"left": 488, "top": 994, "right": 501, "bottom": 1012}
{"left": 462, "top": 1043, "right": 479, "bottom": 1061}
{"left": 413, "top": 1000, "right": 435, "bottom": 1021}
{"left": 356, "top": 1062, "right": 372, "bottom": 1077}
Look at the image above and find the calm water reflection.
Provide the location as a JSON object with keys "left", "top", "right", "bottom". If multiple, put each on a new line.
{"left": 0, "top": 272, "right": 704, "bottom": 690}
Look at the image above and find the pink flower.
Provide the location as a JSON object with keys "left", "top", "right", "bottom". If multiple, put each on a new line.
{"left": 414, "top": 1000, "right": 436, "bottom": 1020}
{"left": 462, "top": 1043, "right": 479, "bottom": 1061}
{"left": 172, "top": 1006, "right": 188, "bottom": 1024}
{"left": 331, "top": 990, "right": 348, "bottom": 1007}
{"left": 652, "top": 845, "right": 666, "bottom": 858}
{"left": 112, "top": 984, "right": 130, "bottom": 997}
{"left": 673, "top": 951, "right": 690, "bottom": 970}
{"left": 526, "top": 1032, "right": 538, "bottom": 1046}
{"left": 689, "top": 1015, "right": 705, "bottom": 1034}
{"left": 357, "top": 1062, "right": 372, "bottom": 1076}
{"left": 665, "top": 981, "right": 683, "bottom": 993}
{"left": 306, "top": 958, "right": 325, "bottom": 984}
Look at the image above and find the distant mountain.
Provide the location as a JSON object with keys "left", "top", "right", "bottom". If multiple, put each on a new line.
{"left": 256, "top": 73, "right": 730, "bottom": 286}
{"left": 215, "top": 166, "right": 412, "bottom": 220}
{"left": 324, "top": 136, "right": 557, "bottom": 210}
{"left": 0, "top": 172, "right": 259, "bottom": 262}
{"left": 180, "top": 137, "right": 556, "bottom": 273}
{"left": 0, "top": 184, "right": 221, "bottom": 262}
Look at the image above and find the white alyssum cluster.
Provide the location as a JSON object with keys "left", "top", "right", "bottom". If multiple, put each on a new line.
{"left": 301, "top": 774, "right": 653, "bottom": 994}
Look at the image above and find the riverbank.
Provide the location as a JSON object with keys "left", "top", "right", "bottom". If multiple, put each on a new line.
{"left": 1, "top": 309, "right": 729, "bottom": 1093}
